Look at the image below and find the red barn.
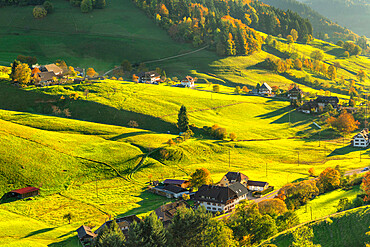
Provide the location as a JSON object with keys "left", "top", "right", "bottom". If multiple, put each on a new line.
{"left": 5, "top": 187, "right": 40, "bottom": 200}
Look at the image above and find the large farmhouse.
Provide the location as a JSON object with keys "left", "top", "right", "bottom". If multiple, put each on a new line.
{"left": 259, "top": 82, "right": 272, "bottom": 96}
{"left": 288, "top": 85, "right": 303, "bottom": 100}
{"left": 180, "top": 76, "right": 195, "bottom": 88}
{"left": 194, "top": 182, "right": 249, "bottom": 213}
{"left": 154, "top": 201, "right": 189, "bottom": 227}
{"left": 137, "top": 71, "right": 161, "bottom": 84}
{"left": 352, "top": 129, "right": 369, "bottom": 148}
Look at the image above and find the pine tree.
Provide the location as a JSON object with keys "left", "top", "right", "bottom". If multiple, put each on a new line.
{"left": 177, "top": 105, "right": 189, "bottom": 132}
{"left": 92, "top": 221, "right": 125, "bottom": 247}
{"left": 10, "top": 60, "right": 20, "bottom": 81}
{"left": 126, "top": 213, "right": 167, "bottom": 247}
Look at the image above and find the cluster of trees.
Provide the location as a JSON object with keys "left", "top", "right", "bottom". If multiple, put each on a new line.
{"left": 337, "top": 40, "right": 362, "bottom": 56}
{"left": 89, "top": 200, "right": 300, "bottom": 247}
{"left": 70, "top": 0, "right": 106, "bottom": 13}
{"left": 132, "top": 0, "right": 312, "bottom": 56}
{"left": 327, "top": 110, "right": 360, "bottom": 134}
{"left": 32, "top": 1, "right": 53, "bottom": 19}
{"left": 277, "top": 167, "right": 345, "bottom": 210}
{"left": 203, "top": 124, "right": 227, "bottom": 140}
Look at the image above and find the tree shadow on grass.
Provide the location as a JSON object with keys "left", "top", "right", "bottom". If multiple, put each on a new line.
{"left": 23, "top": 228, "right": 55, "bottom": 238}
{"left": 115, "top": 190, "right": 173, "bottom": 219}
{"left": 109, "top": 131, "right": 150, "bottom": 141}
{"left": 49, "top": 235, "right": 80, "bottom": 247}
{"left": 327, "top": 145, "right": 364, "bottom": 157}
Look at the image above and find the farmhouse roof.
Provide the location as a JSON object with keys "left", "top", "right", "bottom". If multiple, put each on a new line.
{"left": 44, "top": 64, "right": 63, "bottom": 74}
{"left": 76, "top": 225, "right": 97, "bottom": 239}
{"left": 194, "top": 182, "right": 248, "bottom": 204}
{"left": 260, "top": 82, "right": 272, "bottom": 91}
{"left": 10, "top": 187, "right": 39, "bottom": 195}
{"left": 247, "top": 180, "right": 269, "bottom": 187}
{"left": 95, "top": 215, "right": 141, "bottom": 236}
{"left": 182, "top": 76, "right": 194, "bottom": 82}
{"left": 163, "top": 179, "right": 188, "bottom": 186}
{"left": 289, "top": 85, "right": 303, "bottom": 93}
{"left": 353, "top": 128, "right": 369, "bottom": 140}
{"left": 316, "top": 96, "right": 339, "bottom": 104}
{"left": 161, "top": 184, "right": 188, "bottom": 194}
{"left": 38, "top": 72, "right": 56, "bottom": 82}
{"left": 224, "top": 172, "right": 248, "bottom": 183}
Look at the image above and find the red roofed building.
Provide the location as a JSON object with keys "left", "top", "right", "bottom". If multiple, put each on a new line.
{"left": 5, "top": 187, "right": 40, "bottom": 199}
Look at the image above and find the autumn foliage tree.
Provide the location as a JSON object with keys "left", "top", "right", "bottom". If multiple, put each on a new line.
{"left": 86, "top": 67, "right": 98, "bottom": 78}
{"left": 258, "top": 199, "right": 288, "bottom": 217}
{"left": 317, "top": 167, "right": 341, "bottom": 193}
{"left": 189, "top": 168, "right": 212, "bottom": 189}
{"left": 327, "top": 111, "right": 360, "bottom": 134}
{"left": 13, "top": 63, "right": 31, "bottom": 86}
{"left": 362, "top": 172, "right": 370, "bottom": 202}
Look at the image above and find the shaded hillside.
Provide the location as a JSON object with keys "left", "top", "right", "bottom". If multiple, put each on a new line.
{"left": 301, "top": 0, "right": 370, "bottom": 37}
{"left": 260, "top": 206, "right": 370, "bottom": 246}
{"left": 260, "top": 0, "right": 359, "bottom": 42}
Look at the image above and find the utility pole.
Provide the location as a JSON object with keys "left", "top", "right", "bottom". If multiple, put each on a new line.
{"left": 360, "top": 151, "right": 362, "bottom": 162}
{"left": 96, "top": 177, "right": 99, "bottom": 198}
{"left": 319, "top": 131, "right": 321, "bottom": 147}
{"left": 229, "top": 149, "right": 231, "bottom": 169}
{"left": 298, "top": 151, "right": 300, "bottom": 166}
{"left": 266, "top": 163, "right": 268, "bottom": 177}
{"left": 310, "top": 206, "right": 313, "bottom": 220}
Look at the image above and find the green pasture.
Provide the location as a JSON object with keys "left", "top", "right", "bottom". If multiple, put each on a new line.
{"left": 295, "top": 185, "right": 361, "bottom": 223}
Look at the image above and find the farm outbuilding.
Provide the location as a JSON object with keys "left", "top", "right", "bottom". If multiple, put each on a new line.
{"left": 4, "top": 187, "right": 40, "bottom": 200}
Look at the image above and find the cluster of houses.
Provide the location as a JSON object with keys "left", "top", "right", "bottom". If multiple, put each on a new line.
{"left": 298, "top": 96, "right": 340, "bottom": 114}
{"left": 137, "top": 71, "right": 196, "bottom": 88}
{"left": 30, "top": 63, "right": 84, "bottom": 87}
{"left": 75, "top": 171, "right": 269, "bottom": 245}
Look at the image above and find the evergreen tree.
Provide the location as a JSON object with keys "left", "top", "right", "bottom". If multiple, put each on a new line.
{"left": 92, "top": 220, "right": 125, "bottom": 247}
{"left": 177, "top": 105, "right": 189, "bottom": 132}
{"left": 126, "top": 213, "right": 167, "bottom": 247}
{"left": 10, "top": 60, "right": 20, "bottom": 81}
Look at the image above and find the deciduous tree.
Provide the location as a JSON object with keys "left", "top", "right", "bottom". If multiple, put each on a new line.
{"left": 362, "top": 172, "right": 370, "bottom": 202}
{"left": 292, "top": 226, "right": 321, "bottom": 247}
{"left": 317, "top": 167, "right": 341, "bottom": 192}
{"left": 189, "top": 168, "right": 212, "bottom": 188}
{"left": 81, "top": 0, "right": 92, "bottom": 13}
{"left": 357, "top": 70, "right": 367, "bottom": 82}
{"left": 326, "top": 111, "right": 360, "bottom": 134}
{"left": 13, "top": 63, "right": 31, "bottom": 85}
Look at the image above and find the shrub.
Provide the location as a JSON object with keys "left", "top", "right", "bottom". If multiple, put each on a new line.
{"left": 33, "top": 6, "right": 47, "bottom": 19}
{"left": 81, "top": 0, "right": 92, "bottom": 13}
{"left": 213, "top": 84, "right": 220, "bottom": 93}
{"left": 229, "top": 133, "right": 237, "bottom": 141}
{"left": 128, "top": 120, "right": 139, "bottom": 128}
{"left": 43, "top": 1, "right": 54, "bottom": 13}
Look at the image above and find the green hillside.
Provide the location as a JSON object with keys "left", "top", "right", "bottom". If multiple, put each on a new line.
{"left": 260, "top": 206, "right": 370, "bottom": 247}
{"left": 0, "top": 0, "right": 216, "bottom": 71}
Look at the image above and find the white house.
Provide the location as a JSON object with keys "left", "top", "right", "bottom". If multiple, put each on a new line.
{"left": 194, "top": 182, "right": 249, "bottom": 213}
{"left": 247, "top": 180, "right": 269, "bottom": 192}
{"left": 180, "top": 76, "right": 195, "bottom": 88}
{"left": 259, "top": 82, "right": 272, "bottom": 96}
{"left": 352, "top": 129, "right": 369, "bottom": 148}
{"left": 137, "top": 71, "right": 161, "bottom": 84}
